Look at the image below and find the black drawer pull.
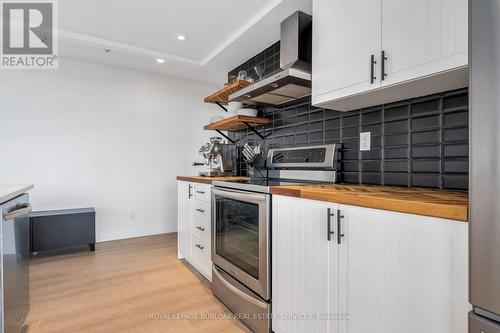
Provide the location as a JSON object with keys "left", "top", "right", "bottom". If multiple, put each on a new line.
{"left": 196, "top": 244, "right": 204, "bottom": 250}
{"left": 327, "top": 208, "right": 335, "bottom": 241}
{"left": 381, "top": 50, "right": 388, "bottom": 81}
{"left": 196, "top": 191, "right": 206, "bottom": 194}
{"left": 337, "top": 210, "right": 345, "bottom": 244}
{"left": 196, "top": 208, "right": 205, "bottom": 213}
{"left": 370, "top": 54, "right": 377, "bottom": 84}
{"left": 196, "top": 226, "right": 205, "bottom": 231}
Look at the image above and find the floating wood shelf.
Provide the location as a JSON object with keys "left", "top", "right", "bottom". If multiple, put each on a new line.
{"left": 204, "top": 80, "right": 252, "bottom": 106}
{"left": 204, "top": 115, "right": 271, "bottom": 131}
{"left": 204, "top": 115, "right": 271, "bottom": 143}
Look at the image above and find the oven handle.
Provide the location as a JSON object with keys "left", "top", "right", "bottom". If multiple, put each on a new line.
{"left": 212, "top": 267, "right": 267, "bottom": 309}
{"left": 212, "top": 187, "right": 268, "bottom": 204}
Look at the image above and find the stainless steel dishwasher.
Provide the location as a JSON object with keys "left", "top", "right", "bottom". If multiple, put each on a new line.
{"left": 1, "top": 194, "right": 31, "bottom": 333}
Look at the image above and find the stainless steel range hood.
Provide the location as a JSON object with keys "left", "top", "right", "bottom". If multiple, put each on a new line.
{"left": 229, "top": 11, "right": 312, "bottom": 106}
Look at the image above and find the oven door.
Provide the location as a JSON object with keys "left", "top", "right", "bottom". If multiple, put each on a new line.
{"left": 211, "top": 187, "right": 270, "bottom": 300}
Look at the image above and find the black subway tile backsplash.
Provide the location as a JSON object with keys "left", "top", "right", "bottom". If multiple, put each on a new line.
{"left": 385, "top": 119, "right": 409, "bottom": 134}
{"left": 227, "top": 44, "right": 469, "bottom": 190}
{"left": 385, "top": 160, "right": 409, "bottom": 173}
{"left": 384, "top": 133, "right": 409, "bottom": 147}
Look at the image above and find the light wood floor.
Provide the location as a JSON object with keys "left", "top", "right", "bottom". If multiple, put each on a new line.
{"left": 26, "top": 233, "right": 248, "bottom": 333}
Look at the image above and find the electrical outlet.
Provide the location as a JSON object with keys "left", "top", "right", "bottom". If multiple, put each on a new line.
{"left": 360, "top": 132, "right": 371, "bottom": 151}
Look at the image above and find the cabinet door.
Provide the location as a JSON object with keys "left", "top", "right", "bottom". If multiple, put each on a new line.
{"left": 272, "top": 195, "right": 339, "bottom": 333}
{"left": 381, "top": 0, "right": 468, "bottom": 87}
{"left": 338, "top": 204, "right": 469, "bottom": 333}
{"left": 312, "top": 0, "right": 382, "bottom": 106}
{"left": 177, "top": 181, "right": 193, "bottom": 260}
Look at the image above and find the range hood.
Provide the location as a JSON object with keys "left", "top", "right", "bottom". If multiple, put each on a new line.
{"left": 229, "top": 11, "right": 312, "bottom": 106}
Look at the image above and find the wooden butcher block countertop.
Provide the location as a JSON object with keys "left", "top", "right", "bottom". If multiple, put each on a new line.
{"left": 176, "top": 176, "right": 250, "bottom": 184}
{"left": 270, "top": 184, "right": 468, "bottom": 222}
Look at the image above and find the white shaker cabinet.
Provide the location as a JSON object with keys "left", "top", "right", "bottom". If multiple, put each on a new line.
{"left": 272, "top": 196, "right": 339, "bottom": 333}
{"left": 312, "top": 0, "right": 468, "bottom": 111}
{"left": 177, "top": 181, "right": 193, "bottom": 261}
{"left": 338, "top": 204, "right": 469, "bottom": 333}
{"left": 177, "top": 181, "right": 212, "bottom": 281}
{"left": 380, "top": 0, "right": 468, "bottom": 87}
{"left": 272, "top": 195, "right": 469, "bottom": 333}
{"left": 312, "top": 0, "right": 382, "bottom": 102}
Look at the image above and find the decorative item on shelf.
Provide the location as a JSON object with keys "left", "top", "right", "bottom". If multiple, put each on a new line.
{"left": 237, "top": 70, "right": 254, "bottom": 83}
{"left": 203, "top": 80, "right": 252, "bottom": 112}
{"left": 210, "top": 115, "right": 224, "bottom": 123}
{"left": 237, "top": 108, "right": 258, "bottom": 117}
{"left": 237, "top": 70, "right": 248, "bottom": 81}
{"left": 224, "top": 102, "right": 242, "bottom": 118}
{"left": 254, "top": 65, "right": 264, "bottom": 81}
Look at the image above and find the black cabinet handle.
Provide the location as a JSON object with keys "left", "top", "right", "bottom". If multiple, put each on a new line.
{"left": 196, "top": 191, "right": 206, "bottom": 194}
{"left": 381, "top": 50, "right": 388, "bottom": 81}
{"left": 370, "top": 54, "right": 377, "bottom": 84}
{"left": 188, "top": 184, "right": 193, "bottom": 198}
{"left": 196, "top": 208, "right": 205, "bottom": 213}
{"left": 327, "top": 208, "right": 335, "bottom": 241}
{"left": 196, "top": 226, "right": 205, "bottom": 231}
{"left": 337, "top": 210, "right": 345, "bottom": 244}
{"left": 196, "top": 244, "right": 204, "bottom": 250}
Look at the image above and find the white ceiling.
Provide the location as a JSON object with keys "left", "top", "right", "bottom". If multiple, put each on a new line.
{"left": 58, "top": 0, "right": 312, "bottom": 84}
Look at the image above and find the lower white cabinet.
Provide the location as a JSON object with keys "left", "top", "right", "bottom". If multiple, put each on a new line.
{"left": 177, "top": 181, "right": 212, "bottom": 281}
{"left": 272, "top": 195, "right": 469, "bottom": 333}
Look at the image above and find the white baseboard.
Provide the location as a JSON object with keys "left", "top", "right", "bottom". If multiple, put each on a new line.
{"left": 97, "top": 225, "right": 176, "bottom": 242}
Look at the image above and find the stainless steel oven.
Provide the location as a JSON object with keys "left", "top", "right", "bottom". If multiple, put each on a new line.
{"left": 211, "top": 144, "right": 341, "bottom": 333}
{"left": 211, "top": 187, "right": 270, "bottom": 300}
{"left": 211, "top": 187, "right": 271, "bottom": 333}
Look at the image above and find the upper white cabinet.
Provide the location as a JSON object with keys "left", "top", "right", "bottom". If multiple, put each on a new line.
{"left": 272, "top": 195, "right": 469, "bottom": 333}
{"left": 312, "top": 0, "right": 468, "bottom": 111}
{"left": 381, "top": 0, "right": 468, "bottom": 86}
{"left": 312, "top": 0, "right": 382, "bottom": 101}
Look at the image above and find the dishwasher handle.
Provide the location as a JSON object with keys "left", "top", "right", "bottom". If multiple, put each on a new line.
{"left": 3, "top": 203, "right": 32, "bottom": 221}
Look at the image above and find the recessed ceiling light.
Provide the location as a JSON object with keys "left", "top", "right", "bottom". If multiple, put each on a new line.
{"left": 156, "top": 58, "right": 165, "bottom": 64}
{"left": 176, "top": 34, "right": 186, "bottom": 41}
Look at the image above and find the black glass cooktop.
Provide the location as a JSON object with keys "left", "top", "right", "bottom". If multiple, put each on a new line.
{"left": 213, "top": 178, "right": 326, "bottom": 193}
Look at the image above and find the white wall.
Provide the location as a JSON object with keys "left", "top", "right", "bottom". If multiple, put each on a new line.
{"left": 0, "top": 58, "right": 223, "bottom": 241}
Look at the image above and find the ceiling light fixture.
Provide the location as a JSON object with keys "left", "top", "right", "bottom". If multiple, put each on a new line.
{"left": 156, "top": 58, "right": 165, "bottom": 64}
{"left": 176, "top": 34, "right": 186, "bottom": 41}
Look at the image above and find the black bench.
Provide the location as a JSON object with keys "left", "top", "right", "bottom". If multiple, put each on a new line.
{"left": 30, "top": 208, "right": 96, "bottom": 254}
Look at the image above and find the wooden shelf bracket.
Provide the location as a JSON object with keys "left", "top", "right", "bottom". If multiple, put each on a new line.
{"left": 215, "top": 130, "right": 236, "bottom": 144}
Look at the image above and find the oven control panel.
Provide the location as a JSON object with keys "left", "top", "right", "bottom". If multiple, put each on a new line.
{"left": 266, "top": 144, "right": 340, "bottom": 169}
{"left": 271, "top": 148, "right": 326, "bottom": 164}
